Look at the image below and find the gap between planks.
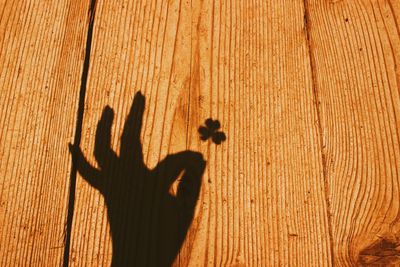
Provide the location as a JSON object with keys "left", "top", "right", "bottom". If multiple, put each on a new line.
{"left": 63, "top": 0, "right": 98, "bottom": 266}
{"left": 303, "top": 0, "right": 335, "bottom": 265}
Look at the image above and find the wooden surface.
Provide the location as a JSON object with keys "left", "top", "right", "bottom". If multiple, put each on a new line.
{"left": 306, "top": 0, "right": 400, "bottom": 265}
{"left": 0, "top": 0, "right": 399, "bottom": 266}
{"left": 0, "top": 0, "right": 90, "bottom": 265}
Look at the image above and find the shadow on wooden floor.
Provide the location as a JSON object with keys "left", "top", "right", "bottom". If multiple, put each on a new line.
{"left": 69, "top": 92, "right": 206, "bottom": 266}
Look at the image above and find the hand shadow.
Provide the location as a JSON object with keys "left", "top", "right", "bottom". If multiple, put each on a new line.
{"left": 69, "top": 92, "right": 206, "bottom": 266}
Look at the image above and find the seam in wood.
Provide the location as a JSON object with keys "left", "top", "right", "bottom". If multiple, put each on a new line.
{"left": 303, "top": 1, "right": 335, "bottom": 265}
{"left": 63, "top": 0, "right": 98, "bottom": 266}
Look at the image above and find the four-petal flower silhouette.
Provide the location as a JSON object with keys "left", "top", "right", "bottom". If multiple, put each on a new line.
{"left": 198, "top": 118, "right": 226, "bottom": 145}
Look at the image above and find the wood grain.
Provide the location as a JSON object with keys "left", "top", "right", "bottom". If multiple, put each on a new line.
{"left": 0, "top": 0, "right": 90, "bottom": 265}
{"left": 69, "top": 0, "right": 332, "bottom": 266}
{"left": 305, "top": 0, "right": 400, "bottom": 265}
{"left": 2, "top": 0, "right": 398, "bottom": 265}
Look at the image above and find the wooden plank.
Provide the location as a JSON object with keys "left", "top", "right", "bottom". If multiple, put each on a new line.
{"left": 70, "top": 0, "right": 332, "bottom": 266}
{"left": 0, "top": 0, "right": 90, "bottom": 265}
{"left": 305, "top": 0, "right": 400, "bottom": 265}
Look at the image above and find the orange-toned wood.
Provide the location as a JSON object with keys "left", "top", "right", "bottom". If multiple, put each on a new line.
{"left": 305, "top": 0, "right": 400, "bottom": 265}
{"left": 69, "top": 0, "right": 331, "bottom": 266}
{"left": 0, "top": 0, "right": 91, "bottom": 266}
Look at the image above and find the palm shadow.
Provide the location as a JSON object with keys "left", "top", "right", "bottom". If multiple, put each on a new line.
{"left": 69, "top": 92, "right": 206, "bottom": 266}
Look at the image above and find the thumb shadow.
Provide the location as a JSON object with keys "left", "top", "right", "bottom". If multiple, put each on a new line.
{"left": 70, "top": 92, "right": 206, "bottom": 266}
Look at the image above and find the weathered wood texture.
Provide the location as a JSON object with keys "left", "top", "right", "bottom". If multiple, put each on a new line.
{"left": 0, "top": 0, "right": 90, "bottom": 265}
{"left": 306, "top": 0, "right": 400, "bottom": 265}
{"left": 1, "top": 0, "right": 400, "bottom": 266}
{"left": 69, "top": 0, "right": 332, "bottom": 266}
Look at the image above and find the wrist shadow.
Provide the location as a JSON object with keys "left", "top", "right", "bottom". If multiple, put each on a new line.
{"left": 69, "top": 92, "right": 206, "bottom": 266}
